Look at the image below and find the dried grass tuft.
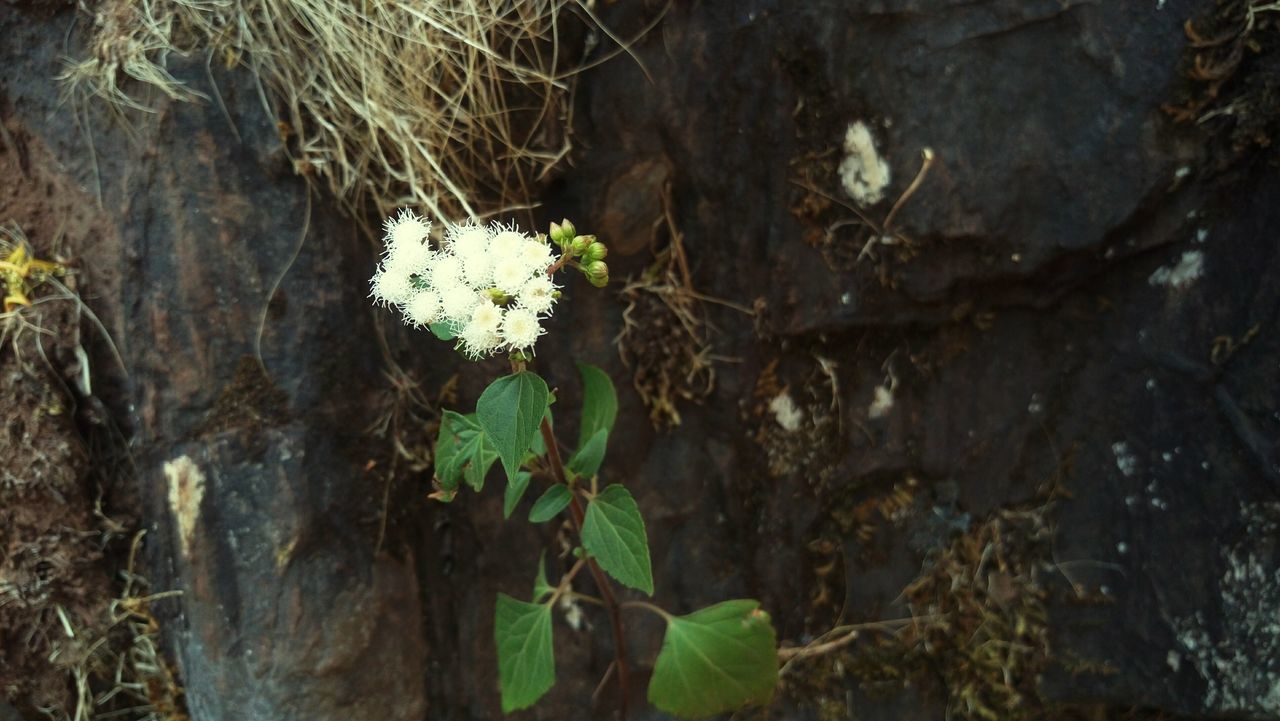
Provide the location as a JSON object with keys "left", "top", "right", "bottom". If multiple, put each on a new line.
{"left": 63, "top": 0, "right": 582, "bottom": 219}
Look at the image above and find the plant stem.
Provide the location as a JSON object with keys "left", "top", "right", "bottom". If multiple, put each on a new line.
{"left": 619, "top": 599, "right": 673, "bottom": 621}
{"left": 539, "top": 417, "right": 630, "bottom": 720}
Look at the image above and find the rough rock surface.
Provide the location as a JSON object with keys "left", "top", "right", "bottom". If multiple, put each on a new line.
{"left": 2, "top": 0, "right": 1278, "bottom": 720}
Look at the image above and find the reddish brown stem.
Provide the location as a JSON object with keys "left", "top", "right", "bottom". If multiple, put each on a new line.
{"left": 539, "top": 417, "right": 630, "bottom": 720}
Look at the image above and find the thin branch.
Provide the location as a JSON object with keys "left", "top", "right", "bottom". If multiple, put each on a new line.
{"left": 540, "top": 417, "right": 630, "bottom": 720}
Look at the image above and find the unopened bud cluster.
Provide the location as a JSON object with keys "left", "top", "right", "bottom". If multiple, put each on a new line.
{"left": 550, "top": 219, "right": 610, "bottom": 288}
{"left": 370, "top": 210, "right": 559, "bottom": 359}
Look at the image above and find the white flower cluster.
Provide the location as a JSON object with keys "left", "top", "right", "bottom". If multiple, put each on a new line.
{"left": 370, "top": 210, "right": 559, "bottom": 359}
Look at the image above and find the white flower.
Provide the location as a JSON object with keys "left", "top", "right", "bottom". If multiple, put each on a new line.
{"left": 387, "top": 238, "right": 433, "bottom": 275}
{"left": 404, "top": 290, "right": 441, "bottom": 327}
{"left": 371, "top": 211, "right": 561, "bottom": 359}
{"left": 518, "top": 238, "right": 554, "bottom": 274}
{"left": 492, "top": 256, "right": 531, "bottom": 295}
{"left": 461, "top": 252, "right": 492, "bottom": 288}
{"left": 439, "top": 281, "right": 481, "bottom": 323}
{"left": 370, "top": 264, "right": 415, "bottom": 306}
{"left": 429, "top": 254, "right": 464, "bottom": 290}
{"left": 459, "top": 322, "right": 501, "bottom": 359}
{"left": 490, "top": 230, "right": 526, "bottom": 258}
{"left": 384, "top": 210, "right": 432, "bottom": 268}
{"left": 469, "top": 301, "right": 503, "bottom": 333}
{"left": 384, "top": 209, "right": 430, "bottom": 247}
{"left": 501, "top": 307, "right": 544, "bottom": 349}
{"left": 450, "top": 223, "right": 490, "bottom": 257}
{"left": 517, "top": 275, "right": 556, "bottom": 314}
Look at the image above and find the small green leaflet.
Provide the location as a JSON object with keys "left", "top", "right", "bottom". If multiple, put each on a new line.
{"left": 576, "top": 362, "right": 617, "bottom": 449}
{"left": 566, "top": 428, "right": 608, "bottom": 478}
{"left": 533, "top": 552, "right": 554, "bottom": 603}
{"left": 434, "top": 411, "right": 498, "bottom": 493}
{"left": 528, "top": 407, "right": 553, "bottom": 458}
{"left": 647, "top": 600, "right": 779, "bottom": 719}
{"left": 494, "top": 594, "right": 555, "bottom": 713}
{"left": 580, "top": 485, "right": 653, "bottom": 595}
{"left": 504, "top": 471, "right": 532, "bottom": 519}
{"left": 477, "top": 373, "right": 550, "bottom": 485}
{"left": 429, "top": 322, "right": 455, "bottom": 340}
{"left": 529, "top": 485, "right": 572, "bottom": 523}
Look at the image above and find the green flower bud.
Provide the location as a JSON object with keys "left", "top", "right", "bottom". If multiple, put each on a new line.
{"left": 549, "top": 221, "right": 569, "bottom": 247}
{"left": 558, "top": 219, "right": 576, "bottom": 242}
{"left": 585, "top": 260, "right": 609, "bottom": 288}
{"left": 584, "top": 241, "right": 608, "bottom": 263}
{"left": 569, "top": 234, "right": 592, "bottom": 256}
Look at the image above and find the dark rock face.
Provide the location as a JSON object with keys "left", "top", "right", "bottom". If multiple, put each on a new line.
{"left": 2, "top": 1, "right": 1278, "bottom": 720}
{"left": 2, "top": 7, "right": 428, "bottom": 719}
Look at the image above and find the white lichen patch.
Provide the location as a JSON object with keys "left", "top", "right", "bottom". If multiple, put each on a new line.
{"left": 769, "top": 391, "right": 804, "bottom": 432}
{"left": 164, "top": 455, "right": 205, "bottom": 558}
{"left": 868, "top": 384, "right": 895, "bottom": 419}
{"left": 1112, "top": 441, "right": 1139, "bottom": 478}
{"left": 1149, "top": 250, "right": 1205, "bottom": 290}
{"left": 838, "top": 121, "right": 891, "bottom": 205}
{"left": 1170, "top": 503, "right": 1280, "bottom": 715}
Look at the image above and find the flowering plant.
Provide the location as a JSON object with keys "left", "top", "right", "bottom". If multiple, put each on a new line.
{"left": 372, "top": 212, "right": 778, "bottom": 719}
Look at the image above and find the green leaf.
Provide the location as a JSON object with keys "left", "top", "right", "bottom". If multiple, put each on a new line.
{"left": 528, "top": 485, "right": 572, "bottom": 523}
{"left": 647, "top": 600, "right": 779, "bottom": 719}
{"left": 435, "top": 411, "right": 498, "bottom": 493}
{"left": 576, "top": 362, "right": 617, "bottom": 449}
{"left": 477, "top": 372, "right": 550, "bottom": 485}
{"left": 434, "top": 411, "right": 467, "bottom": 494}
{"left": 533, "top": 552, "right": 554, "bottom": 603}
{"left": 580, "top": 485, "right": 653, "bottom": 595}
{"left": 494, "top": 594, "right": 555, "bottom": 713}
{"left": 504, "top": 471, "right": 532, "bottom": 519}
{"left": 566, "top": 428, "right": 608, "bottom": 479}
{"left": 429, "top": 322, "right": 455, "bottom": 340}
{"left": 529, "top": 407, "right": 553, "bottom": 458}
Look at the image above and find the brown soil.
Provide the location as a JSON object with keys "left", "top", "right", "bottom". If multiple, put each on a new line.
{"left": 0, "top": 94, "right": 124, "bottom": 717}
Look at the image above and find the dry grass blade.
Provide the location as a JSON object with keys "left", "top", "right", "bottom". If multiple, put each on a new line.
{"left": 63, "top": 0, "right": 586, "bottom": 220}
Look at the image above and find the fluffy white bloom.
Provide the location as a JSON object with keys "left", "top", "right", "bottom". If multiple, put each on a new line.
{"left": 383, "top": 210, "right": 432, "bottom": 269}
{"left": 404, "top": 290, "right": 441, "bottom": 327}
{"left": 439, "top": 282, "right": 482, "bottom": 323}
{"left": 450, "top": 224, "right": 489, "bottom": 257}
{"left": 518, "top": 275, "right": 556, "bottom": 314}
{"left": 459, "top": 322, "right": 502, "bottom": 359}
{"left": 429, "top": 254, "right": 464, "bottom": 290}
{"left": 370, "top": 264, "right": 415, "bottom": 306}
{"left": 490, "top": 230, "right": 525, "bottom": 258}
{"left": 387, "top": 238, "right": 433, "bottom": 275}
{"left": 492, "top": 257, "right": 531, "bottom": 295}
{"left": 518, "top": 238, "right": 554, "bottom": 274}
{"left": 461, "top": 251, "right": 492, "bottom": 288}
{"left": 384, "top": 209, "right": 430, "bottom": 247}
{"left": 372, "top": 210, "right": 558, "bottom": 359}
{"left": 469, "top": 301, "right": 503, "bottom": 333}
{"left": 501, "top": 307, "right": 544, "bottom": 350}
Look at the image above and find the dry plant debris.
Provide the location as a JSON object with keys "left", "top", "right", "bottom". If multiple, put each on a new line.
{"left": 45, "top": 533, "right": 188, "bottom": 721}
{"left": 63, "top": 0, "right": 582, "bottom": 219}
{"left": 2, "top": 226, "right": 184, "bottom": 720}
{"left": 858, "top": 504, "right": 1055, "bottom": 721}
{"left": 779, "top": 502, "right": 1058, "bottom": 721}
{"left": 789, "top": 147, "right": 934, "bottom": 281}
{"left": 746, "top": 357, "right": 841, "bottom": 480}
{"left": 1164, "top": 0, "right": 1280, "bottom": 159}
{"left": 616, "top": 183, "right": 718, "bottom": 428}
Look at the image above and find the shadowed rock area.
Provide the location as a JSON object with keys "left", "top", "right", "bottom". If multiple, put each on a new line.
{"left": 1, "top": 0, "right": 1277, "bottom": 720}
